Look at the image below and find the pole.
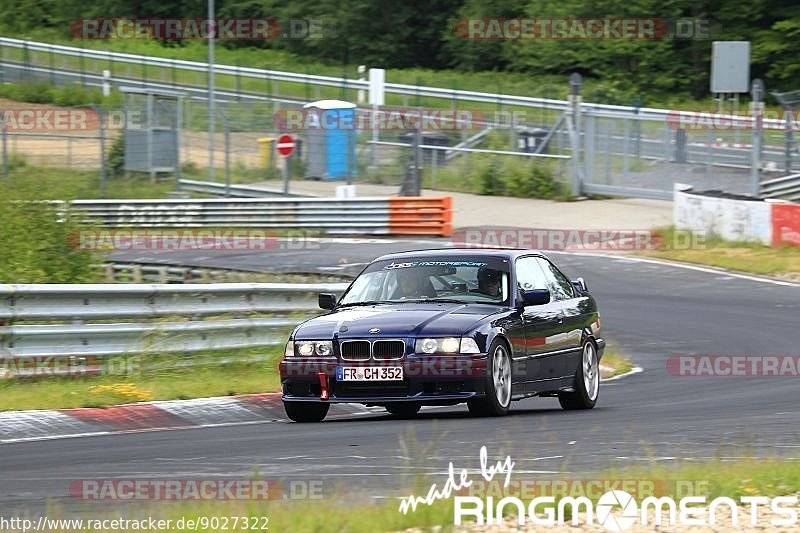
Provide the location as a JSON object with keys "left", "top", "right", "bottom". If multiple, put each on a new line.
{"left": 98, "top": 106, "right": 107, "bottom": 196}
{"left": 283, "top": 154, "right": 290, "bottom": 195}
{"left": 224, "top": 118, "right": 231, "bottom": 197}
{"left": 750, "top": 79, "right": 764, "bottom": 198}
{"left": 2, "top": 118, "right": 7, "bottom": 178}
{"left": 208, "top": 0, "right": 216, "bottom": 182}
{"left": 568, "top": 72, "right": 583, "bottom": 197}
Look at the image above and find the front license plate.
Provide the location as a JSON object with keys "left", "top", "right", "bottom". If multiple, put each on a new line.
{"left": 336, "top": 366, "right": 404, "bottom": 381}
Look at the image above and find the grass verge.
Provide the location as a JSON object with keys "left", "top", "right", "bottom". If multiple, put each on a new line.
{"left": 36, "top": 457, "right": 800, "bottom": 532}
{"left": 599, "top": 343, "right": 635, "bottom": 379}
{"left": 641, "top": 227, "right": 800, "bottom": 280}
{"left": 2, "top": 158, "right": 176, "bottom": 200}
{"left": 0, "top": 347, "right": 283, "bottom": 411}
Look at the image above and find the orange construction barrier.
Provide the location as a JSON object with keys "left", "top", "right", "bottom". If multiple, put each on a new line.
{"left": 388, "top": 196, "right": 453, "bottom": 237}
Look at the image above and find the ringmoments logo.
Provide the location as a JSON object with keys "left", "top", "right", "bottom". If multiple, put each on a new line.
{"left": 398, "top": 446, "right": 799, "bottom": 530}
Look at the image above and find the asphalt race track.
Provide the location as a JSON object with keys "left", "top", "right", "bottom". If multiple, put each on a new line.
{"left": 2, "top": 240, "right": 799, "bottom": 516}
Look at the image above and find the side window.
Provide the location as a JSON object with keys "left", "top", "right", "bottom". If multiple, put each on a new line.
{"left": 537, "top": 258, "right": 574, "bottom": 301}
{"left": 515, "top": 257, "right": 549, "bottom": 291}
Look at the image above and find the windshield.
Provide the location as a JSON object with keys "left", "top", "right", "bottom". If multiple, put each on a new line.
{"left": 338, "top": 257, "right": 510, "bottom": 306}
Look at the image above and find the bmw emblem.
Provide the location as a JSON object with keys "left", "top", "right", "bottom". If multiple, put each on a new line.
{"left": 369, "top": 328, "right": 381, "bottom": 334}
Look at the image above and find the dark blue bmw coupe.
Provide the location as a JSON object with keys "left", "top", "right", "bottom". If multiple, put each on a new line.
{"left": 279, "top": 249, "right": 604, "bottom": 422}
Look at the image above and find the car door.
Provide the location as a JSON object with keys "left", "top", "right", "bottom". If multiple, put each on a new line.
{"left": 536, "top": 257, "right": 584, "bottom": 379}
{"left": 514, "top": 256, "right": 570, "bottom": 388}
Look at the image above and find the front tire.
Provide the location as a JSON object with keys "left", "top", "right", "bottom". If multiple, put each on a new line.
{"left": 468, "top": 340, "right": 512, "bottom": 417}
{"left": 283, "top": 401, "right": 330, "bottom": 422}
{"left": 558, "top": 340, "right": 599, "bottom": 410}
{"left": 385, "top": 403, "right": 421, "bottom": 418}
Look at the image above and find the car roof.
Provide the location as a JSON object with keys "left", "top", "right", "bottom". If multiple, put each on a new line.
{"left": 373, "top": 248, "right": 548, "bottom": 262}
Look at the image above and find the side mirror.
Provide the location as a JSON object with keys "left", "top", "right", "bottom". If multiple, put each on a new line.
{"left": 318, "top": 293, "right": 337, "bottom": 310}
{"left": 521, "top": 289, "right": 550, "bottom": 306}
{"left": 572, "top": 277, "right": 588, "bottom": 294}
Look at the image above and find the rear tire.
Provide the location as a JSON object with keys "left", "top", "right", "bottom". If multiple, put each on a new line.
{"left": 385, "top": 403, "right": 421, "bottom": 418}
{"left": 283, "top": 401, "right": 330, "bottom": 422}
{"left": 467, "top": 340, "right": 512, "bottom": 417}
{"left": 558, "top": 341, "right": 599, "bottom": 410}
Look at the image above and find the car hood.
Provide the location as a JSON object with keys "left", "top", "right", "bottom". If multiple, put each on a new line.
{"left": 294, "top": 303, "right": 502, "bottom": 339}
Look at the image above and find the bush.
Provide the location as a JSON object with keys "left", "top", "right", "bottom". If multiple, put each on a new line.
{"left": 503, "top": 164, "right": 559, "bottom": 199}
{"left": 0, "top": 177, "right": 98, "bottom": 283}
{"left": 0, "top": 81, "right": 54, "bottom": 103}
{"left": 106, "top": 135, "right": 125, "bottom": 177}
{"left": 477, "top": 158, "right": 504, "bottom": 196}
{"left": 0, "top": 81, "right": 121, "bottom": 107}
{"left": 475, "top": 156, "right": 561, "bottom": 199}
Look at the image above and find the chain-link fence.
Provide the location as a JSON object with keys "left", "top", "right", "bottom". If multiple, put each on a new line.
{"left": 2, "top": 36, "right": 799, "bottom": 201}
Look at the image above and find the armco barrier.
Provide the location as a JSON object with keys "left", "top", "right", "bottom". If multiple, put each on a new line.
{"left": 0, "top": 282, "right": 348, "bottom": 365}
{"left": 674, "top": 183, "right": 799, "bottom": 247}
{"left": 68, "top": 197, "right": 452, "bottom": 237}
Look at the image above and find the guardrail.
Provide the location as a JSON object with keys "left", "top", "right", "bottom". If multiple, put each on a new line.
{"left": 68, "top": 196, "right": 453, "bottom": 236}
{"left": 760, "top": 173, "right": 800, "bottom": 201}
{"left": 0, "top": 282, "right": 349, "bottom": 365}
{"left": 177, "top": 179, "right": 316, "bottom": 198}
{"left": 94, "top": 262, "right": 350, "bottom": 284}
{"left": 94, "top": 262, "right": 249, "bottom": 283}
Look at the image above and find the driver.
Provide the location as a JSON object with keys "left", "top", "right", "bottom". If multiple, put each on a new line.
{"left": 395, "top": 268, "right": 434, "bottom": 299}
{"left": 476, "top": 267, "right": 502, "bottom": 297}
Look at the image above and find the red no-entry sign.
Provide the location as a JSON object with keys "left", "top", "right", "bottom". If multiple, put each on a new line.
{"left": 277, "top": 134, "right": 295, "bottom": 157}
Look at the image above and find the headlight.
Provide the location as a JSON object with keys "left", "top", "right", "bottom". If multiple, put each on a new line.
{"left": 459, "top": 338, "right": 481, "bottom": 354}
{"left": 441, "top": 337, "right": 460, "bottom": 353}
{"left": 297, "top": 342, "right": 315, "bottom": 356}
{"left": 284, "top": 341, "right": 294, "bottom": 358}
{"left": 415, "top": 337, "right": 461, "bottom": 354}
{"left": 315, "top": 341, "right": 333, "bottom": 356}
{"left": 292, "top": 341, "right": 334, "bottom": 357}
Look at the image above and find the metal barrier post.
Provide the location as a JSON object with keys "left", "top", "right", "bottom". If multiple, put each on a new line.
{"left": 224, "top": 118, "right": 231, "bottom": 196}
{"left": 569, "top": 73, "right": 583, "bottom": 196}
{"left": 98, "top": 106, "right": 107, "bottom": 196}
{"left": 750, "top": 79, "right": 764, "bottom": 197}
{"left": 2, "top": 119, "right": 7, "bottom": 178}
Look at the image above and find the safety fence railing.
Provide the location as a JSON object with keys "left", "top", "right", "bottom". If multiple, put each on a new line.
{"left": 0, "top": 283, "right": 349, "bottom": 374}
{"left": 66, "top": 196, "right": 453, "bottom": 236}
{"left": 760, "top": 173, "right": 800, "bottom": 201}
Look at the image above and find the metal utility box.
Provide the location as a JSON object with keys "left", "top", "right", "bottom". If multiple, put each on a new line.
{"left": 518, "top": 127, "right": 549, "bottom": 153}
{"left": 398, "top": 131, "right": 450, "bottom": 163}
{"left": 120, "top": 87, "right": 184, "bottom": 178}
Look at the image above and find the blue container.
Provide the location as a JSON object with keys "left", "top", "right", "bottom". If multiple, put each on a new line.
{"left": 303, "top": 100, "right": 357, "bottom": 180}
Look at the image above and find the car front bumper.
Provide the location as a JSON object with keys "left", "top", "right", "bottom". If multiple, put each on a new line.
{"left": 280, "top": 355, "right": 488, "bottom": 404}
